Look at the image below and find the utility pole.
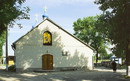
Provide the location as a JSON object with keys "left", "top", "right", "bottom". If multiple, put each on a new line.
{"left": 6, "top": 25, "right": 8, "bottom": 71}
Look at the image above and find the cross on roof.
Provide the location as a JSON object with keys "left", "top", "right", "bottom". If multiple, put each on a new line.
{"left": 44, "top": 6, "right": 47, "bottom": 13}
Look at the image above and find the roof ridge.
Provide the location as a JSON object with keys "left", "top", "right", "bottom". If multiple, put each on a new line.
{"left": 13, "top": 18, "right": 95, "bottom": 51}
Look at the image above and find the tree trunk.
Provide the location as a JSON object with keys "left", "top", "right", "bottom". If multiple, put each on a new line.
{"left": 126, "top": 41, "right": 130, "bottom": 76}
{"left": 128, "top": 66, "right": 130, "bottom": 76}
{"left": 126, "top": 66, "right": 130, "bottom": 76}
{"left": 96, "top": 51, "right": 98, "bottom": 63}
{"left": 5, "top": 25, "right": 8, "bottom": 71}
{"left": 125, "top": 0, "right": 130, "bottom": 76}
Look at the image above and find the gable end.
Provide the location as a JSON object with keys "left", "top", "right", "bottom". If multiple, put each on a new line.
{"left": 13, "top": 18, "right": 95, "bottom": 51}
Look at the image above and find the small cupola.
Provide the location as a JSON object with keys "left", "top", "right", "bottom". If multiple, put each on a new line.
{"left": 42, "top": 6, "right": 48, "bottom": 20}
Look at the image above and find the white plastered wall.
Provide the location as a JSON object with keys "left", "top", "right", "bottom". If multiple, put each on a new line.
{"left": 14, "top": 20, "right": 94, "bottom": 70}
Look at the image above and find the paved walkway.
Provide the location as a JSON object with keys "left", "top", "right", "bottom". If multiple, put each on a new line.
{"left": 0, "top": 67, "right": 130, "bottom": 81}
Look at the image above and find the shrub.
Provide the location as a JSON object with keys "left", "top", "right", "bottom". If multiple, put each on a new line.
{"left": 8, "top": 65, "right": 16, "bottom": 71}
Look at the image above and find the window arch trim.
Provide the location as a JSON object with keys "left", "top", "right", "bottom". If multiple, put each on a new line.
{"left": 43, "top": 31, "right": 52, "bottom": 45}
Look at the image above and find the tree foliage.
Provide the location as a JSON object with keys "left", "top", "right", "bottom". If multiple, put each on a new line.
{"left": 0, "top": 0, "right": 30, "bottom": 35}
{"left": 0, "top": 31, "right": 6, "bottom": 57}
{"left": 0, "top": 0, "right": 30, "bottom": 56}
{"left": 73, "top": 16, "right": 108, "bottom": 63}
{"left": 95, "top": 0, "right": 130, "bottom": 65}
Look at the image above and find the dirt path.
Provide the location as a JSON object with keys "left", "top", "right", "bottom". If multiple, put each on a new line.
{"left": 0, "top": 67, "right": 129, "bottom": 81}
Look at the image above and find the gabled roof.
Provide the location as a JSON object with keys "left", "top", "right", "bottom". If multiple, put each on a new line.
{"left": 13, "top": 18, "right": 95, "bottom": 51}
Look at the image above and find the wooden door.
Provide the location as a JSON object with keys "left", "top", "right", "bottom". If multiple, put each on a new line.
{"left": 42, "top": 54, "right": 53, "bottom": 70}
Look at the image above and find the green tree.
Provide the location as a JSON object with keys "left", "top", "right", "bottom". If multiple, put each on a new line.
{"left": 73, "top": 16, "right": 108, "bottom": 63}
{"left": 0, "top": 0, "right": 29, "bottom": 70}
{"left": 0, "top": 31, "right": 6, "bottom": 57}
{"left": 0, "top": 0, "right": 30, "bottom": 57}
{"left": 0, "top": 0, "right": 30, "bottom": 35}
{"left": 95, "top": 0, "right": 130, "bottom": 76}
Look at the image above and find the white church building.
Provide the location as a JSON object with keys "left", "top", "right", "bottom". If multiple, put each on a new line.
{"left": 12, "top": 16, "right": 95, "bottom": 72}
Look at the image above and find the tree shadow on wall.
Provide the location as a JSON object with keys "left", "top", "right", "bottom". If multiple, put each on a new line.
{"left": 15, "top": 26, "right": 90, "bottom": 71}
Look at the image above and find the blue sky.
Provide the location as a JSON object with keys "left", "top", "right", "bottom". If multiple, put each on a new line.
{"left": 6, "top": 0, "right": 102, "bottom": 56}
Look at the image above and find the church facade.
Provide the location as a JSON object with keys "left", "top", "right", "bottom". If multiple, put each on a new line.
{"left": 12, "top": 18, "right": 95, "bottom": 72}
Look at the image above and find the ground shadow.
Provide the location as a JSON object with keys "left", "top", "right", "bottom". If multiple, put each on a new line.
{"left": 0, "top": 67, "right": 130, "bottom": 81}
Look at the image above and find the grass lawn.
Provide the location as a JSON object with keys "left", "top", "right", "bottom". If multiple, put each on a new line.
{"left": 124, "top": 75, "right": 130, "bottom": 79}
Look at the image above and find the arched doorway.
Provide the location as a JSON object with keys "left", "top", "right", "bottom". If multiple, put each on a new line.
{"left": 42, "top": 54, "right": 53, "bottom": 70}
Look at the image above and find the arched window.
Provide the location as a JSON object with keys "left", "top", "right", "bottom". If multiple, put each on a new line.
{"left": 43, "top": 31, "right": 52, "bottom": 45}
